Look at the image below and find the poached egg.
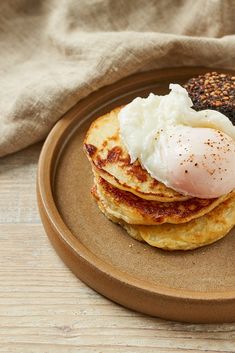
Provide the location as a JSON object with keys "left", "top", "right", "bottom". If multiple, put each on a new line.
{"left": 119, "top": 84, "right": 235, "bottom": 199}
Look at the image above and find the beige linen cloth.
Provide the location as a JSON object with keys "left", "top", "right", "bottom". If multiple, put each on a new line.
{"left": 0, "top": 0, "right": 235, "bottom": 157}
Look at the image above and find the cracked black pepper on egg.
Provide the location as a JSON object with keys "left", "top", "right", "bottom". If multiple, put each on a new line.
{"left": 184, "top": 72, "right": 235, "bottom": 125}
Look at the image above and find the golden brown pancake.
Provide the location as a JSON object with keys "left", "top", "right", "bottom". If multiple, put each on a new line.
{"left": 85, "top": 106, "right": 235, "bottom": 250}
{"left": 91, "top": 185, "right": 143, "bottom": 242}
{"left": 84, "top": 107, "right": 190, "bottom": 202}
{"left": 95, "top": 175, "right": 231, "bottom": 225}
{"left": 92, "top": 186, "right": 235, "bottom": 251}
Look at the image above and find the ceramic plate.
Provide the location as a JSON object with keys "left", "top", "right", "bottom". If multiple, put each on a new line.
{"left": 37, "top": 67, "right": 235, "bottom": 323}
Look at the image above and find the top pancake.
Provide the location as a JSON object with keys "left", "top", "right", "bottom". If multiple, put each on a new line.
{"left": 84, "top": 107, "right": 190, "bottom": 202}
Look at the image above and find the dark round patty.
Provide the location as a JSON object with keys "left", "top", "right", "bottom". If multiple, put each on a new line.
{"left": 184, "top": 72, "right": 235, "bottom": 125}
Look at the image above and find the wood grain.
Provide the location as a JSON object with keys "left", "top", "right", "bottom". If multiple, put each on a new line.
{"left": 0, "top": 143, "right": 235, "bottom": 352}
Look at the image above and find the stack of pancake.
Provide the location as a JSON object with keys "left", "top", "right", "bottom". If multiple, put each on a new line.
{"left": 84, "top": 107, "right": 235, "bottom": 250}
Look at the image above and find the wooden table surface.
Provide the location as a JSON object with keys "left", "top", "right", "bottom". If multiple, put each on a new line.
{"left": 0, "top": 142, "right": 234, "bottom": 353}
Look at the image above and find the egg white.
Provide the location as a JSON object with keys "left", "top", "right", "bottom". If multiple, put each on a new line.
{"left": 119, "top": 84, "right": 235, "bottom": 198}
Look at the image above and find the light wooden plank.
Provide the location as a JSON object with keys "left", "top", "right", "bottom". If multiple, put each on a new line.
{"left": 0, "top": 344, "right": 222, "bottom": 353}
{"left": 0, "top": 143, "right": 41, "bottom": 224}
